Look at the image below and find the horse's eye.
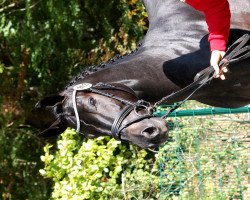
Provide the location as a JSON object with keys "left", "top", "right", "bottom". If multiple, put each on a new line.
{"left": 88, "top": 97, "right": 96, "bottom": 106}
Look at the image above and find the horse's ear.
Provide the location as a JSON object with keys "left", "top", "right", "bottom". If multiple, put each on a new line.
{"left": 27, "top": 94, "right": 66, "bottom": 135}
{"left": 35, "top": 95, "right": 65, "bottom": 108}
{"left": 38, "top": 118, "right": 67, "bottom": 137}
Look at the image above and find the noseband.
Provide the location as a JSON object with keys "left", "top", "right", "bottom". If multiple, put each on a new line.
{"left": 72, "top": 82, "right": 154, "bottom": 141}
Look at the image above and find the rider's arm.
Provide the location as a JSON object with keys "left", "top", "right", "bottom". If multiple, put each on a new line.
{"left": 184, "top": 0, "right": 231, "bottom": 79}
{"left": 185, "top": 0, "right": 231, "bottom": 51}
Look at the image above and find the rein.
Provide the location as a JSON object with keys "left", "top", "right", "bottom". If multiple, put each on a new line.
{"left": 153, "top": 34, "right": 250, "bottom": 118}
{"left": 72, "top": 82, "right": 154, "bottom": 140}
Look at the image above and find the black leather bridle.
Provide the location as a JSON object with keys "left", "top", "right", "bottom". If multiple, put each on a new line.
{"left": 72, "top": 82, "right": 154, "bottom": 141}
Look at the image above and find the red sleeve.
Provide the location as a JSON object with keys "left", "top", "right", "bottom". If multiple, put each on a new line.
{"left": 185, "top": 0, "right": 231, "bottom": 51}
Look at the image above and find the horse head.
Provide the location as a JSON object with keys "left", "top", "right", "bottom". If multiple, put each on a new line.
{"left": 35, "top": 82, "right": 168, "bottom": 149}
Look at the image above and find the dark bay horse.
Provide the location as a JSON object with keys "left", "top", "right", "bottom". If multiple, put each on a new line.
{"left": 34, "top": 0, "right": 250, "bottom": 148}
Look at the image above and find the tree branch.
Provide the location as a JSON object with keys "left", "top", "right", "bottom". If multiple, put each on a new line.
{"left": 0, "top": 1, "right": 41, "bottom": 14}
{"left": 0, "top": 3, "right": 17, "bottom": 13}
{"left": 0, "top": 0, "right": 7, "bottom": 6}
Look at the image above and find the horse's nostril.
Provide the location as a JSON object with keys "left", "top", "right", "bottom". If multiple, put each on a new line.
{"left": 141, "top": 127, "right": 159, "bottom": 138}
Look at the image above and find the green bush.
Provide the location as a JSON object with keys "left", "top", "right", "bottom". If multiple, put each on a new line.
{"left": 40, "top": 129, "right": 160, "bottom": 200}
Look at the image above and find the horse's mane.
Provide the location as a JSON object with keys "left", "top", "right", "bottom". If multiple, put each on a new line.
{"left": 65, "top": 43, "right": 142, "bottom": 89}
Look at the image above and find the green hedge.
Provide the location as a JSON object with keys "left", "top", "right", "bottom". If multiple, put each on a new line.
{"left": 40, "top": 129, "right": 160, "bottom": 199}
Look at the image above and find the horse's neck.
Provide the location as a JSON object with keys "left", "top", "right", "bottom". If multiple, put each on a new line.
{"left": 142, "top": 0, "right": 207, "bottom": 52}
{"left": 142, "top": 0, "right": 250, "bottom": 51}
{"left": 72, "top": 0, "right": 250, "bottom": 102}
{"left": 230, "top": 0, "right": 250, "bottom": 30}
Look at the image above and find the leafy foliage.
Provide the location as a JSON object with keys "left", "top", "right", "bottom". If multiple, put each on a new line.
{"left": 41, "top": 129, "right": 160, "bottom": 199}
{"left": 0, "top": 115, "right": 51, "bottom": 200}
{"left": 0, "top": 0, "right": 147, "bottom": 102}
{"left": 0, "top": 0, "right": 147, "bottom": 199}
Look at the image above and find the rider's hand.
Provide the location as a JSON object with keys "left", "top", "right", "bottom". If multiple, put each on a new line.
{"left": 210, "top": 50, "right": 228, "bottom": 80}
